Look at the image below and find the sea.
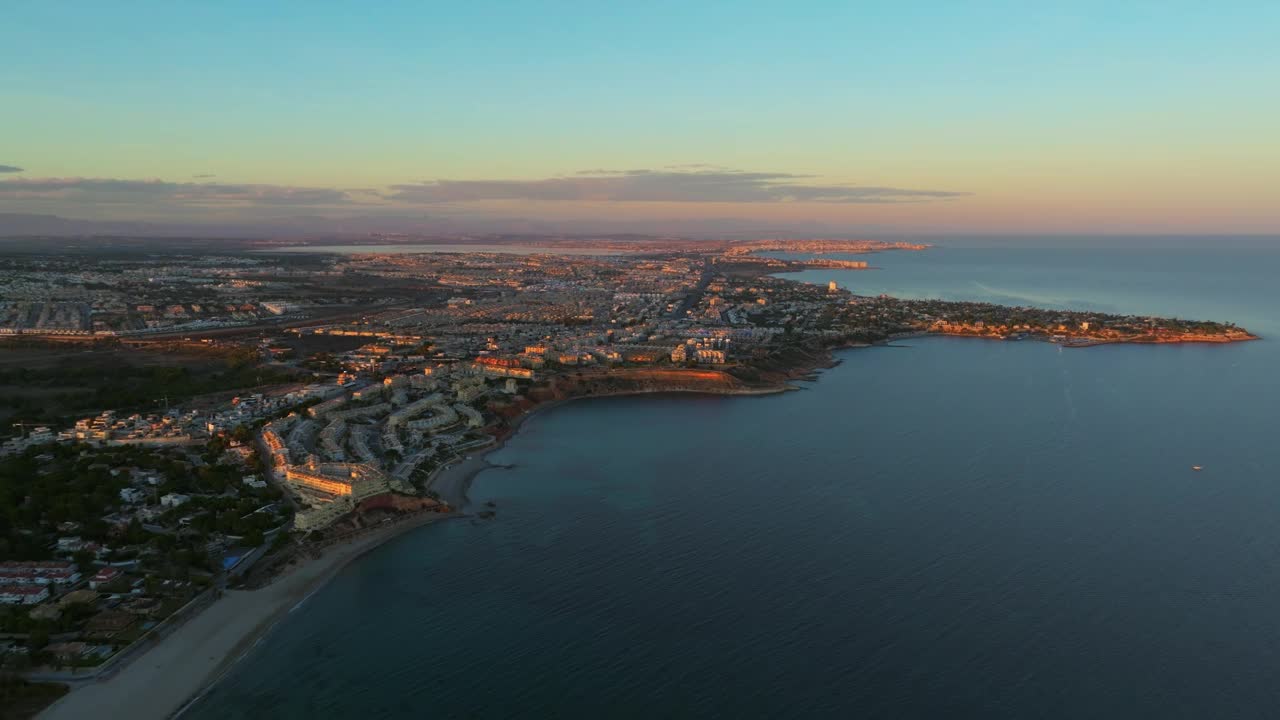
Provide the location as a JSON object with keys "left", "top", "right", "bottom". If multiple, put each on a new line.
{"left": 186, "top": 240, "right": 1280, "bottom": 719}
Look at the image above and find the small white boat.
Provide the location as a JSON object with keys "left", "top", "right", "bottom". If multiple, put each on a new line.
{"left": 1192, "top": 465, "right": 1203, "bottom": 471}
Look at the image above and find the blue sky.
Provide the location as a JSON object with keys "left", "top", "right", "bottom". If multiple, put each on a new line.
{"left": 2, "top": 1, "right": 1277, "bottom": 233}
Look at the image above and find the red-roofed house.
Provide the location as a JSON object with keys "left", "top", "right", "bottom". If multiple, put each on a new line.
{"left": 0, "top": 561, "right": 81, "bottom": 586}
{"left": 89, "top": 567, "right": 123, "bottom": 589}
{"left": 0, "top": 584, "right": 50, "bottom": 605}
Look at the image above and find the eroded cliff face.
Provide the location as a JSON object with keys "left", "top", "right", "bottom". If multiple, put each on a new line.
{"left": 480, "top": 369, "right": 773, "bottom": 442}
{"left": 544, "top": 367, "right": 758, "bottom": 398}
{"left": 355, "top": 493, "right": 445, "bottom": 514}
{"left": 481, "top": 352, "right": 852, "bottom": 441}
{"left": 330, "top": 494, "right": 450, "bottom": 532}
{"left": 725, "top": 342, "right": 839, "bottom": 386}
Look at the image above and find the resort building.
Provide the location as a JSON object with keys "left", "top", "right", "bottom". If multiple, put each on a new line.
{"left": 0, "top": 561, "right": 81, "bottom": 586}
{"left": 0, "top": 584, "right": 50, "bottom": 605}
{"left": 284, "top": 461, "right": 390, "bottom": 503}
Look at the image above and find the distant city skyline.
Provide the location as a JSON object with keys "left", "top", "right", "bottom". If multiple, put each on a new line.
{"left": 3, "top": 1, "right": 1278, "bottom": 234}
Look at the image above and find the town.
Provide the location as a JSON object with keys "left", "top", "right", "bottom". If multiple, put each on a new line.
{"left": 0, "top": 235, "right": 1254, "bottom": 695}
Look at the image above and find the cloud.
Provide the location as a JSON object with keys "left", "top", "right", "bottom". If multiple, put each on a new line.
{"left": 0, "top": 177, "right": 354, "bottom": 207}
{"left": 387, "top": 168, "right": 969, "bottom": 204}
{"left": 0, "top": 168, "right": 971, "bottom": 226}
{"left": 0, "top": 165, "right": 23, "bottom": 174}
{"left": 663, "top": 163, "right": 733, "bottom": 172}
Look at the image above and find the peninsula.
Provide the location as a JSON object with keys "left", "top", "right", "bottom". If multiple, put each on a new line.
{"left": 0, "top": 236, "right": 1253, "bottom": 719}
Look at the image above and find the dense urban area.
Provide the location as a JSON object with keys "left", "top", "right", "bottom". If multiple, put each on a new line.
{"left": 0, "top": 234, "right": 1253, "bottom": 715}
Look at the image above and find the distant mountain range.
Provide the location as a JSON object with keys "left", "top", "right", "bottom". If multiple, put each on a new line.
{"left": 0, "top": 212, "right": 895, "bottom": 241}
{"left": 0, "top": 212, "right": 448, "bottom": 239}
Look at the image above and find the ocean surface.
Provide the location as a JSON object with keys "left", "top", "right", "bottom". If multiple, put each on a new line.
{"left": 188, "top": 244, "right": 1280, "bottom": 719}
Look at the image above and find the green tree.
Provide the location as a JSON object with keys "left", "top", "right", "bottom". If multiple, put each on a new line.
{"left": 72, "top": 549, "right": 94, "bottom": 569}
{"left": 28, "top": 625, "right": 49, "bottom": 650}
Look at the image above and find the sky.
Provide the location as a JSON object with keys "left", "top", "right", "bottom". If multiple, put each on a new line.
{"left": 2, "top": 1, "right": 1278, "bottom": 235}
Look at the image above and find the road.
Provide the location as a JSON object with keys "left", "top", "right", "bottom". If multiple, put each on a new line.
{"left": 665, "top": 257, "right": 714, "bottom": 319}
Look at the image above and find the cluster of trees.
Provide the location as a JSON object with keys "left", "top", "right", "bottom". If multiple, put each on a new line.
{"left": 0, "top": 441, "right": 284, "bottom": 565}
{"left": 0, "top": 353, "right": 300, "bottom": 436}
{"left": 163, "top": 494, "right": 283, "bottom": 546}
{"left": 145, "top": 533, "right": 217, "bottom": 579}
{"left": 0, "top": 444, "right": 135, "bottom": 559}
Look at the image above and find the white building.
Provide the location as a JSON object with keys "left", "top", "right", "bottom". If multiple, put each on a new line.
{"left": 120, "top": 487, "right": 148, "bottom": 504}
{"left": 0, "top": 561, "right": 81, "bottom": 586}
{"left": 89, "top": 567, "right": 123, "bottom": 590}
{"left": 0, "top": 584, "right": 49, "bottom": 605}
{"left": 133, "top": 471, "right": 163, "bottom": 486}
{"left": 160, "top": 493, "right": 191, "bottom": 508}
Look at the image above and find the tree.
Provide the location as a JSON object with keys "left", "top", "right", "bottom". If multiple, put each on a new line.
{"left": 269, "top": 530, "right": 293, "bottom": 552}
{"left": 28, "top": 625, "right": 49, "bottom": 651}
{"left": 125, "top": 517, "right": 148, "bottom": 545}
{"left": 243, "top": 528, "right": 264, "bottom": 547}
{"left": 72, "top": 549, "right": 93, "bottom": 569}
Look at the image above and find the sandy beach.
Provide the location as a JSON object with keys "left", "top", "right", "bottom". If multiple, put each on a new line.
{"left": 425, "top": 398, "right": 551, "bottom": 507}
{"left": 37, "top": 423, "right": 511, "bottom": 720}
{"left": 37, "top": 387, "right": 783, "bottom": 720}
{"left": 38, "top": 511, "right": 453, "bottom": 720}
{"left": 429, "top": 451, "right": 502, "bottom": 508}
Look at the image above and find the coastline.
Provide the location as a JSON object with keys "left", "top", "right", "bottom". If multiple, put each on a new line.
{"left": 420, "top": 325, "right": 1260, "bottom": 512}
{"left": 428, "top": 383, "right": 793, "bottom": 509}
{"left": 35, "top": 328, "right": 1255, "bottom": 719}
{"left": 38, "top": 511, "right": 456, "bottom": 720}
{"left": 927, "top": 330, "right": 1260, "bottom": 346}
{"left": 35, "top": 383, "right": 797, "bottom": 720}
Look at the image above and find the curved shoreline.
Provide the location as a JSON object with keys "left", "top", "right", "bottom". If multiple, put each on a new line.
{"left": 171, "top": 511, "right": 461, "bottom": 717}
{"left": 427, "top": 384, "right": 793, "bottom": 509}
{"left": 37, "top": 332, "right": 1254, "bottom": 719}
{"left": 36, "top": 385, "right": 797, "bottom": 720}
{"left": 38, "top": 511, "right": 458, "bottom": 720}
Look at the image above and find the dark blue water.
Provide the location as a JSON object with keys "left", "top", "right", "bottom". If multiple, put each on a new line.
{"left": 777, "top": 245, "right": 1278, "bottom": 329}
{"left": 188, "top": 246, "right": 1280, "bottom": 719}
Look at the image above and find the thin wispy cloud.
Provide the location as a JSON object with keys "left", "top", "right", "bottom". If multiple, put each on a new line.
{"left": 388, "top": 168, "right": 969, "bottom": 204}
{"left": 0, "top": 165, "right": 23, "bottom": 173}
{"left": 0, "top": 177, "right": 354, "bottom": 207}
{"left": 0, "top": 167, "right": 971, "bottom": 226}
{"left": 663, "top": 163, "right": 733, "bottom": 172}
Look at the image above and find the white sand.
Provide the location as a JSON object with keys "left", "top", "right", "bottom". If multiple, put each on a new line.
{"left": 40, "top": 513, "right": 449, "bottom": 720}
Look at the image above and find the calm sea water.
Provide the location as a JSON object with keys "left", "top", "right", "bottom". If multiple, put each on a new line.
{"left": 188, "top": 245, "right": 1280, "bottom": 719}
